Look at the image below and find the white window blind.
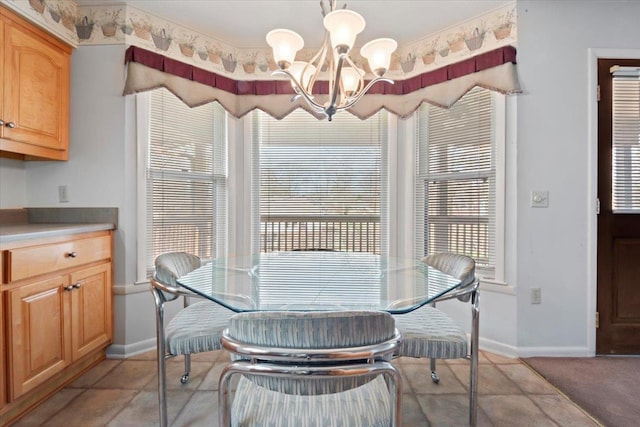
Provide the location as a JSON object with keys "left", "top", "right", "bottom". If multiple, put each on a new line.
{"left": 252, "top": 110, "right": 387, "bottom": 254}
{"left": 255, "top": 252, "right": 382, "bottom": 309}
{"left": 146, "top": 88, "right": 227, "bottom": 275}
{"left": 612, "top": 67, "right": 640, "bottom": 213}
{"left": 416, "top": 87, "right": 496, "bottom": 271}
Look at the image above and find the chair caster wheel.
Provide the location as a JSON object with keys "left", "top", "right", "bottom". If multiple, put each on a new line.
{"left": 431, "top": 371, "right": 440, "bottom": 384}
{"left": 181, "top": 374, "right": 190, "bottom": 384}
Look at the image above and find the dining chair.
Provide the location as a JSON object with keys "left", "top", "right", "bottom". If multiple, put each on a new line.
{"left": 150, "top": 251, "right": 235, "bottom": 427}
{"left": 390, "top": 252, "right": 480, "bottom": 426}
{"left": 218, "top": 310, "right": 403, "bottom": 427}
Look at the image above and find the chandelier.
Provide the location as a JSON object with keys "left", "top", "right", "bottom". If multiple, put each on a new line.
{"left": 266, "top": 0, "right": 397, "bottom": 121}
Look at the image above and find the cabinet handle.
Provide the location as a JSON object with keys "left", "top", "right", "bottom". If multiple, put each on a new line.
{"left": 5, "top": 122, "right": 16, "bottom": 128}
{"left": 64, "top": 285, "right": 74, "bottom": 291}
{"left": 73, "top": 282, "right": 82, "bottom": 289}
{"left": 66, "top": 251, "right": 78, "bottom": 258}
{"left": 0, "top": 119, "right": 4, "bottom": 126}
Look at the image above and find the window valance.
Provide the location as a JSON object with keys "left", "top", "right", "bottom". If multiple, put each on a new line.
{"left": 123, "top": 45, "right": 521, "bottom": 120}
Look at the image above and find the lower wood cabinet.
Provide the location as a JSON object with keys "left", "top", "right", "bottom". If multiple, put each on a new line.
{"left": 7, "top": 263, "right": 111, "bottom": 400}
{"left": 1, "top": 230, "right": 113, "bottom": 423}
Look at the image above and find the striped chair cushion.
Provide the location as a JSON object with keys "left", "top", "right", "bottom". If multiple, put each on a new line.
{"left": 165, "top": 301, "right": 233, "bottom": 355}
{"left": 228, "top": 310, "right": 396, "bottom": 349}
{"left": 154, "top": 252, "right": 201, "bottom": 287}
{"left": 228, "top": 310, "right": 396, "bottom": 395}
{"left": 423, "top": 252, "right": 476, "bottom": 302}
{"left": 393, "top": 306, "right": 467, "bottom": 359}
{"left": 231, "top": 375, "right": 391, "bottom": 427}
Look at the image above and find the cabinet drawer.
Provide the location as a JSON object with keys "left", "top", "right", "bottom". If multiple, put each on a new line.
{"left": 6, "top": 236, "right": 111, "bottom": 282}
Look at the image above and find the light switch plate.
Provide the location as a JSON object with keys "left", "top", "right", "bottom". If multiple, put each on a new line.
{"left": 530, "top": 190, "right": 549, "bottom": 208}
{"left": 58, "top": 185, "right": 69, "bottom": 203}
{"left": 531, "top": 288, "right": 542, "bottom": 304}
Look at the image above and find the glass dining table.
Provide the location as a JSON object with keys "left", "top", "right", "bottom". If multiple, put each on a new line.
{"left": 176, "top": 251, "right": 464, "bottom": 313}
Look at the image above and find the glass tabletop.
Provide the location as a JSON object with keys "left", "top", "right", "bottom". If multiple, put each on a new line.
{"left": 177, "top": 251, "right": 463, "bottom": 313}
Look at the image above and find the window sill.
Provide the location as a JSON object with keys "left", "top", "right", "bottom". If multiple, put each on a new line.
{"left": 113, "top": 282, "right": 151, "bottom": 295}
{"left": 479, "top": 278, "right": 515, "bottom": 295}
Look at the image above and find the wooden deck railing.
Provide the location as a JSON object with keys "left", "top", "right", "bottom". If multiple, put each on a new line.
{"left": 260, "top": 215, "right": 381, "bottom": 254}
{"left": 427, "top": 215, "right": 490, "bottom": 265}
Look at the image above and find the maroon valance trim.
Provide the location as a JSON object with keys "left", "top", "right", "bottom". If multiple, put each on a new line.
{"left": 124, "top": 45, "right": 517, "bottom": 96}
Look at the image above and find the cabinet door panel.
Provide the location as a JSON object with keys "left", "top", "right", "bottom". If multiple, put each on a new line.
{"left": 1, "top": 290, "right": 5, "bottom": 408}
{"left": 0, "top": 15, "right": 4, "bottom": 135}
{"left": 7, "top": 275, "right": 70, "bottom": 400}
{"left": 1, "top": 9, "right": 70, "bottom": 159}
{"left": 3, "top": 22, "right": 69, "bottom": 148}
{"left": 70, "top": 263, "right": 112, "bottom": 360}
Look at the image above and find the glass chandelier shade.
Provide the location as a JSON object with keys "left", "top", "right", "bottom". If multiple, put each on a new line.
{"left": 266, "top": 1, "right": 397, "bottom": 120}
{"left": 341, "top": 66, "right": 364, "bottom": 94}
{"left": 266, "top": 29, "right": 304, "bottom": 69}
{"left": 288, "top": 61, "right": 317, "bottom": 91}
{"left": 361, "top": 38, "right": 398, "bottom": 77}
{"left": 323, "top": 9, "right": 365, "bottom": 52}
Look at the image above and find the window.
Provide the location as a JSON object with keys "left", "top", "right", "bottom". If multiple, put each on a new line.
{"left": 612, "top": 67, "right": 640, "bottom": 213}
{"left": 252, "top": 110, "right": 388, "bottom": 254}
{"left": 415, "top": 88, "right": 502, "bottom": 277}
{"left": 140, "top": 88, "right": 227, "bottom": 277}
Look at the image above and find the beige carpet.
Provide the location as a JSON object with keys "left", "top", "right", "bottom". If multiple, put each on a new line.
{"left": 523, "top": 356, "right": 640, "bottom": 427}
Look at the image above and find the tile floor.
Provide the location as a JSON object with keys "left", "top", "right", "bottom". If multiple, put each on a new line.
{"left": 11, "top": 350, "right": 601, "bottom": 426}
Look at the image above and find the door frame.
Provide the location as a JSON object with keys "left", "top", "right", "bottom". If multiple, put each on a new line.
{"left": 587, "top": 48, "right": 640, "bottom": 355}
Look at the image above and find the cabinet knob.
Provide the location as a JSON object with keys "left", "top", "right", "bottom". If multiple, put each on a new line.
{"left": 73, "top": 283, "right": 82, "bottom": 289}
{"left": 5, "top": 122, "right": 16, "bottom": 128}
{"left": 64, "top": 285, "right": 74, "bottom": 291}
{"left": 0, "top": 119, "right": 4, "bottom": 126}
{"left": 66, "top": 251, "right": 78, "bottom": 258}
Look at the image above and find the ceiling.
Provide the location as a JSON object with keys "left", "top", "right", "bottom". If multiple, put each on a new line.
{"left": 76, "top": 0, "right": 511, "bottom": 48}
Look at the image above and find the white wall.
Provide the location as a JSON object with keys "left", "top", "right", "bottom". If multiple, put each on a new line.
{"left": 514, "top": 0, "right": 640, "bottom": 356}
{"left": 7, "top": 0, "right": 639, "bottom": 358}
{"left": 23, "top": 45, "right": 156, "bottom": 357}
{"left": 0, "top": 157, "right": 26, "bottom": 208}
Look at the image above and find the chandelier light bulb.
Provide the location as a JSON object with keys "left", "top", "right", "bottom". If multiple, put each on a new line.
{"left": 360, "top": 38, "right": 397, "bottom": 77}
{"left": 323, "top": 9, "right": 366, "bottom": 53}
{"left": 266, "top": 29, "right": 304, "bottom": 69}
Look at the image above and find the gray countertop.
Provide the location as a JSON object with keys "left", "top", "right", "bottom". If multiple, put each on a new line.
{"left": 0, "top": 222, "right": 115, "bottom": 243}
{"left": 1, "top": 207, "right": 118, "bottom": 244}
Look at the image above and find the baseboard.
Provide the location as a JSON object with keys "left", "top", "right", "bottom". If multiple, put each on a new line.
{"left": 104, "top": 331, "right": 592, "bottom": 360}
{"left": 516, "top": 346, "right": 594, "bottom": 358}
{"left": 106, "top": 338, "right": 156, "bottom": 359}
{"left": 469, "top": 336, "right": 592, "bottom": 359}
{"left": 475, "top": 332, "right": 595, "bottom": 358}
{"left": 478, "top": 336, "right": 519, "bottom": 358}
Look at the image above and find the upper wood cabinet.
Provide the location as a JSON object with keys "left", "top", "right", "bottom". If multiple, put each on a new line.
{"left": 0, "top": 6, "right": 71, "bottom": 160}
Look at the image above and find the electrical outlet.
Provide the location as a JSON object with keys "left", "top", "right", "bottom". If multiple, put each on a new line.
{"left": 531, "top": 288, "right": 542, "bottom": 304}
{"left": 530, "top": 190, "right": 549, "bottom": 208}
{"left": 58, "top": 185, "right": 69, "bottom": 203}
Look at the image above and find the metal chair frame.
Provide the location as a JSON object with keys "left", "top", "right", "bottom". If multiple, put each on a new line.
{"left": 389, "top": 254, "right": 480, "bottom": 426}
{"left": 219, "top": 327, "right": 403, "bottom": 427}
{"left": 429, "top": 278, "right": 480, "bottom": 426}
{"left": 151, "top": 277, "right": 258, "bottom": 427}
{"left": 150, "top": 277, "right": 207, "bottom": 427}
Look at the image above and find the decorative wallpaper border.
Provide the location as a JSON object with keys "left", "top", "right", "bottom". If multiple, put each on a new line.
{"left": 2, "top": 0, "right": 517, "bottom": 81}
